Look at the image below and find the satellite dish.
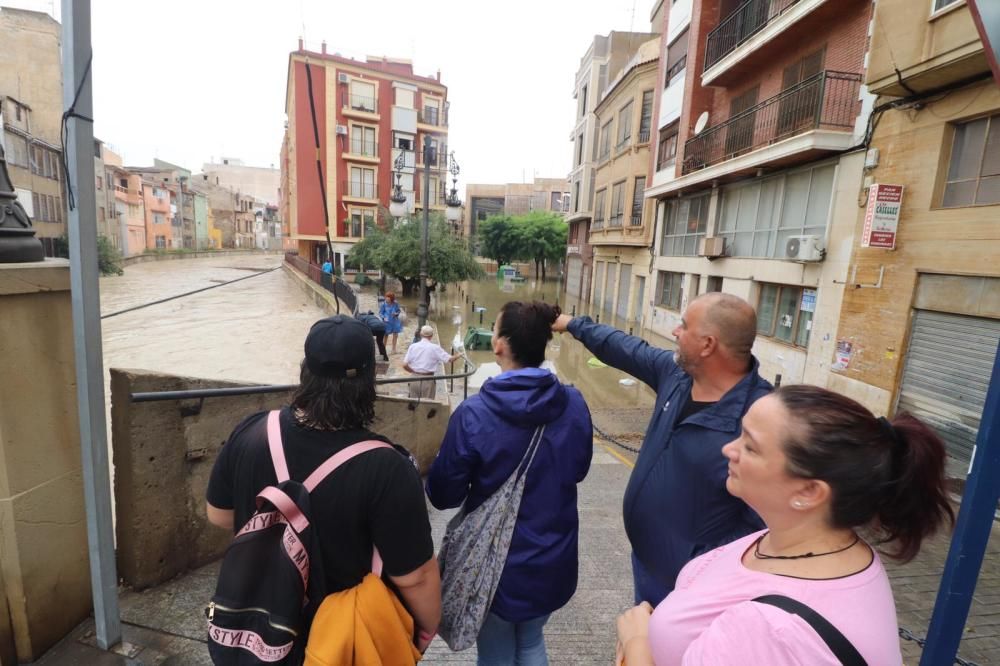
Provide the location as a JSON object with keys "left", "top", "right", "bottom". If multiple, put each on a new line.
{"left": 693, "top": 111, "right": 709, "bottom": 135}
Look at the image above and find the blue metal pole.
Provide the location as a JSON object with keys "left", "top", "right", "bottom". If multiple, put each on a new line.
{"left": 920, "top": 339, "right": 1000, "bottom": 665}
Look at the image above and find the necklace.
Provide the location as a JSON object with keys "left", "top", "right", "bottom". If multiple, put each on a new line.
{"left": 753, "top": 532, "right": 861, "bottom": 561}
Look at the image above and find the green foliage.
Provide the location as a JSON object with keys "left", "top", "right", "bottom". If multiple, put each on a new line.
{"left": 347, "top": 212, "right": 484, "bottom": 289}
{"left": 54, "top": 234, "right": 124, "bottom": 276}
{"left": 476, "top": 210, "right": 568, "bottom": 278}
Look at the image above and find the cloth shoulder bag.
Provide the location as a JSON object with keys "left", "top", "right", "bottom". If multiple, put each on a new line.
{"left": 436, "top": 425, "right": 546, "bottom": 651}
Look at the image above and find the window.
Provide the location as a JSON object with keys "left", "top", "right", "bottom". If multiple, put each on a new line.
{"left": 707, "top": 276, "right": 724, "bottom": 292}
{"left": 657, "top": 124, "right": 679, "bottom": 171}
{"left": 718, "top": 163, "right": 835, "bottom": 258}
{"left": 96, "top": 176, "right": 103, "bottom": 190}
{"left": 579, "top": 85, "right": 588, "bottom": 118}
{"left": 572, "top": 181, "right": 581, "bottom": 212}
{"left": 665, "top": 28, "right": 689, "bottom": 85}
{"left": 593, "top": 188, "right": 607, "bottom": 227}
{"left": 422, "top": 102, "right": 440, "bottom": 125}
{"left": 660, "top": 193, "right": 709, "bottom": 256}
{"left": 609, "top": 181, "right": 625, "bottom": 226}
{"left": 599, "top": 120, "right": 612, "bottom": 161}
{"left": 349, "top": 81, "right": 376, "bottom": 112}
{"left": 778, "top": 48, "right": 825, "bottom": 137}
{"left": 658, "top": 271, "right": 684, "bottom": 311}
{"left": 616, "top": 101, "right": 633, "bottom": 150}
{"left": 349, "top": 167, "right": 376, "bottom": 198}
{"left": 943, "top": 114, "right": 1000, "bottom": 207}
{"left": 153, "top": 213, "right": 165, "bottom": 225}
{"left": 639, "top": 91, "right": 654, "bottom": 143}
{"left": 630, "top": 177, "right": 646, "bottom": 226}
{"left": 4, "top": 132, "right": 28, "bottom": 167}
{"left": 726, "top": 86, "right": 759, "bottom": 156}
{"left": 757, "top": 284, "right": 815, "bottom": 348}
{"left": 15, "top": 104, "right": 21, "bottom": 122}
{"left": 348, "top": 208, "right": 375, "bottom": 238}
{"left": 576, "top": 133, "right": 584, "bottom": 167}
{"left": 99, "top": 206, "right": 105, "bottom": 221}
{"left": 155, "top": 235, "right": 166, "bottom": 249}
{"left": 395, "top": 88, "right": 414, "bottom": 108}
{"left": 933, "top": 0, "right": 960, "bottom": 10}
{"left": 351, "top": 125, "right": 377, "bottom": 156}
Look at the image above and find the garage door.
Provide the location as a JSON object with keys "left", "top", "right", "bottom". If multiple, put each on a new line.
{"left": 594, "top": 261, "right": 605, "bottom": 308}
{"left": 604, "top": 264, "right": 616, "bottom": 314}
{"left": 897, "top": 309, "right": 1000, "bottom": 466}
{"left": 582, "top": 264, "right": 591, "bottom": 304}
{"left": 566, "top": 256, "right": 582, "bottom": 300}
{"left": 616, "top": 264, "right": 632, "bottom": 320}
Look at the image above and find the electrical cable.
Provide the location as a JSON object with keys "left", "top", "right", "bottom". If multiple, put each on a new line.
{"left": 60, "top": 51, "right": 93, "bottom": 211}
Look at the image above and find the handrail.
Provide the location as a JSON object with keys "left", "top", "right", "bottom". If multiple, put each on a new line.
{"left": 130, "top": 358, "right": 478, "bottom": 403}
{"left": 704, "top": 0, "right": 802, "bottom": 71}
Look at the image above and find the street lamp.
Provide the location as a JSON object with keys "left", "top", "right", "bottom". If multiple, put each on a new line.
{"left": 0, "top": 145, "right": 44, "bottom": 262}
{"left": 445, "top": 152, "right": 462, "bottom": 232}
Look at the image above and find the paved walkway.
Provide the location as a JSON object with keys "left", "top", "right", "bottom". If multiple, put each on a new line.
{"left": 38, "top": 433, "right": 1000, "bottom": 665}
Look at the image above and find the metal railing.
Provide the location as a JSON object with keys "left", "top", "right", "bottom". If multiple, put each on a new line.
{"left": 416, "top": 183, "right": 448, "bottom": 206}
{"left": 130, "top": 357, "right": 478, "bottom": 404}
{"left": 638, "top": 128, "right": 651, "bottom": 143}
{"left": 342, "top": 180, "right": 378, "bottom": 199}
{"left": 608, "top": 213, "right": 624, "bottom": 228}
{"left": 348, "top": 138, "right": 378, "bottom": 157}
{"left": 665, "top": 55, "right": 687, "bottom": 82}
{"left": 343, "top": 93, "right": 377, "bottom": 112}
{"left": 682, "top": 70, "right": 861, "bottom": 174}
{"left": 285, "top": 252, "right": 359, "bottom": 315}
{"left": 418, "top": 109, "right": 448, "bottom": 126}
{"left": 705, "top": 0, "right": 801, "bottom": 71}
{"left": 629, "top": 211, "right": 643, "bottom": 226}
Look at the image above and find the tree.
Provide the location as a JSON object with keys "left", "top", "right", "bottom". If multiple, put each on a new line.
{"left": 54, "top": 234, "right": 125, "bottom": 276}
{"left": 477, "top": 211, "right": 568, "bottom": 280}
{"left": 348, "top": 212, "right": 484, "bottom": 296}
{"left": 476, "top": 215, "right": 520, "bottom": 267}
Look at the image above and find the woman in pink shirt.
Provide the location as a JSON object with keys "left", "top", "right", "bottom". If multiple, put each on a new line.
{"left": 615, "top": 384, "right": 953, "bottom": 665}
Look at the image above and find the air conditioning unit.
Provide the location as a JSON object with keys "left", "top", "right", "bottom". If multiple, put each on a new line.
{"left": 335, "top": 125, "right": 348, "bottom": 136}
{"left": 337, "top": 73, "right": 349, "bottom": 84}
{"left": 699, "top": 236, "right": 725, "bottom": 258}
{"left": 785, "top": 235, "right": 825, "bottom": 262}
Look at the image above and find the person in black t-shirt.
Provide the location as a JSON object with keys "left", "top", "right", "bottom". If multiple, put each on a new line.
{"left": 206, "top": 314, "right": 440, "bottom": 651}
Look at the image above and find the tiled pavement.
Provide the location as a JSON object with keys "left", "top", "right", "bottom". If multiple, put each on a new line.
{"left": 39, "top": 441, "right": 999, "bottom": 665}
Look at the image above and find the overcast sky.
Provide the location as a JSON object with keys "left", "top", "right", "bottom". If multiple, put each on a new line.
{"left": 9, "top": 0, "right": 658, "bottom": 194}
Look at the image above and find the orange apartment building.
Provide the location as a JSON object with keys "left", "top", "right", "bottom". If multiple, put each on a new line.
{"left": 644, "top": 0, "right": 873, "bottom": 390}
{"left": 281, "top": 41, "right": 449, "bottom": 269}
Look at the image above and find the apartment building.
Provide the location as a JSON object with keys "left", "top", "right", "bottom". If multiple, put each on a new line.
{"left": 589, "top": 30, "right": 661, "bottom": 327}
{"left": 565, "top": 30, "right": 659, "bottom": 304}
{"left": 141, "top": 180, "right": 174, "bottom": 249}
{"left": 825, "top": 0, "right": 1000, "bottom": 472}
{"left": 644, "top": 0, "right": 873, "bottom": 389}
{"left": 202, "top": 157, "right": 279, "bottom": 206}
{"left": 282, "top": 41, "right": 449, "bottom": 268}
{"left": 0, "top": 8, "right": 65, "bottom": 255}
{"left": 464, "top": 177, "right": 570, "bottom": 238}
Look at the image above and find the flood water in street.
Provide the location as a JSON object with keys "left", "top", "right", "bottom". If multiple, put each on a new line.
{"left": 388, "top": 272, "right": 677, "bottom": 430}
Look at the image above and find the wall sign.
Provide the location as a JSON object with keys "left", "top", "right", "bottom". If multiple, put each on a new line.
{"left": 861, "top": 184, "right": 904, "bottom": 249}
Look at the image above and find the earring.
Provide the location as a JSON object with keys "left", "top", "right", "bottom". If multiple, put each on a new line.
{"left": 793, "top": 500, "right": 805, "bottom": 508}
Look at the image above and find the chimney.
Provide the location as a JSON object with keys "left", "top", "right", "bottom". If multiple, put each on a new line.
{"left": 321, "top": 41, "right": 327, "bottom": 54}
{"left": 298, "top": 37, "right": 303, "bottom": 51}
{"left": 436, "top": 69, "right": 441, "bottom": 82}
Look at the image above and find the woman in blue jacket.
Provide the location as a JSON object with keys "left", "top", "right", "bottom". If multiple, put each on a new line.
{"left": 427, "top": 301, "right": 593, "bottom": 665}
{"left": 379, "top": 291, "right": 403, "bottom": 354}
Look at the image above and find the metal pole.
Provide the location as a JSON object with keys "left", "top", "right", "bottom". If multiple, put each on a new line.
{"left": 921, "top": 339, "right": 1000, "bottom": 665}
{"left": 62, "top": 0, "right": 122, "bottom": 650}
{"left": 415, "top": 134, "right": 432, "bottom": 342}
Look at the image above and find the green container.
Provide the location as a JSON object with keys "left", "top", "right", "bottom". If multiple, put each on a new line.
{"left": 463, "top": 326, "right": 493, "bottom": 351}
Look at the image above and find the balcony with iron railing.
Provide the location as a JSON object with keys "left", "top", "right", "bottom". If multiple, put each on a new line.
{"left": 703, "top": 0, "right": 833, "bottom": 85}
{"left": 628, "top": 209, "right": 643, "bottom": 226}
{"left": 346, "top": 138, "right": 379, "bottom": 160}
{"left": 607, "top": 212, "right": 624, "bottom": 228}
{"left": 681, "top": 70, "right": 861, "bottom": 175}
{"left": 342, "top": 92, "right": 378, "bottom": 114}
{"left": 417, "top": 108, "right": 448, "bottom": 128}
{"left": 341, "top": 180, "right": 378, "bottom": 200}
{"left": 415, "top": 183, "right": 448, "bottom": 206}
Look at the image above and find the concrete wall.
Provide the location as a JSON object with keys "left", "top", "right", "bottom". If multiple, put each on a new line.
{"left": 121, "top": 248, "right": 284, "bottom": 266}
{"left": 111, "top": 369, "right": 450, "bottom": 590}
{"left": 0, "top": 260, "right": 91, "bottom": 661}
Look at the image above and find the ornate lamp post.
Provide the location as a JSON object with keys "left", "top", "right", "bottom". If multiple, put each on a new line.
{"left": 0, "top": 145, "right": 44, "bottom": 262}
{"left": 445, "top": 152, "right": 463, "bottom": 233}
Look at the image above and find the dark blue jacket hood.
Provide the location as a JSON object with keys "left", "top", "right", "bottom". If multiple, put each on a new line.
{"left": 477, "top": 370, "right": 569, "bottom": 426}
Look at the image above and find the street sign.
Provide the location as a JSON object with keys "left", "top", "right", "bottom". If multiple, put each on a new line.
{"left": 861, "top": 184, "right": 904, "bottom": 249}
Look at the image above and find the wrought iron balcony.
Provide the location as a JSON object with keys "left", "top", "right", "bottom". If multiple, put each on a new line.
{"left": 342, "top": 93, "right": 377, "bottom": 113}
{"left": 418, "top": 108, "right": 448, "bottom": 127}
{"left": 705, "top": 0, "right": 802, "bottom": 71}
{"left": 342, "top": 180, "right": 378, "bottom": 199}
{"left": 348, "top": 138, "right": 378, "bottom": 157}
{"left": 682, "top": 70, "right": 861, "bottom": 175}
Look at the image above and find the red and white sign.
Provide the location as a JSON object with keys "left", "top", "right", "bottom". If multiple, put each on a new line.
{"left": 861, "top": 184, "right": 904, "bottom": 249}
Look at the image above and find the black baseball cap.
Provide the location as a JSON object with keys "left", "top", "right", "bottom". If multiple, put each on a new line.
{"left": 303, "top": 315, "right": 375, "bottom": 378}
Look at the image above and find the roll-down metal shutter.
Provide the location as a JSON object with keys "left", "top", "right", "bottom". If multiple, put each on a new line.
{"left": 897, "top": 310, "right": 1000, "bottom": 466}
{"left": 566, "top": 256, "right": 582, "bottom": 301}
{"left": 616, "top": 264, "right": 632, "bottom": 320}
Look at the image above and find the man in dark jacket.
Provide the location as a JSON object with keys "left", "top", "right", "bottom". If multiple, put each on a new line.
{"left": 357, "top": 311, "right": 389, "bottom": 362}
{"left": 553, "top": 292, "right": 771, "bottom": 605}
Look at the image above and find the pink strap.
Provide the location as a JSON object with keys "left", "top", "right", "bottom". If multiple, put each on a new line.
{"left": 303, "top": 440, "right": 393, "bottom": 491}
{"left": 267, "top": 411, "right": 289, "bottom": 483}
{"left": 256, "top": 486, "right": 309, "bottom": 534}
{"left": 371, "top": 547, "right": 383, "bottom": 577}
